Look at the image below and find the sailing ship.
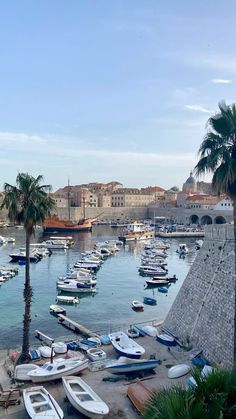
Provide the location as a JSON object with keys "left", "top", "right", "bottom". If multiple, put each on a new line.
{"left": 43, "top": 182, "right": 96, "bottom": 233}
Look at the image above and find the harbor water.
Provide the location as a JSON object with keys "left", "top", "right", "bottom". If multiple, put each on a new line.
{"left": 0, "top": 226, "right": 197, "bottom": 349}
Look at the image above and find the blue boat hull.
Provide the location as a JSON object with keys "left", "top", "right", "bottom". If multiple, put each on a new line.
{"left": 113, "top": 347, "right": 142, "bottom": 359}
{"left": 107, "top": 360, "right": 160, "bottom": 374}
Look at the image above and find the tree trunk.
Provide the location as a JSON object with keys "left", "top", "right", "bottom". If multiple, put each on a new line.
{"left": 233, "top": 197, "right": 236, "bottom": 365}
{"left": 21, "top": 230, "right": 32, "bottom": 361}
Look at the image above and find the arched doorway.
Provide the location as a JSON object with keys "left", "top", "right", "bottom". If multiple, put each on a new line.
{"left": 189, "top": 214, "right": 199, "bottom": 225}
{"left": 214, "top": 216, "right": 226, "bottom": 224}
{"left": 201, "top": 215, "right": 213, "bottom": 225}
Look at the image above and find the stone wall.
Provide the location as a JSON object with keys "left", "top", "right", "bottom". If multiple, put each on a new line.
{"left": 148, "top": 206, "right": 233, "bottom": 224}
{"left": 57, "top": 206, "right": 148, "bottom": 222}
{"left": 164, "top": 225, "right": 235, "bottom": 368}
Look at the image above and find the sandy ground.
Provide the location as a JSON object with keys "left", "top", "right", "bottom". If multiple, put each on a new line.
{"left": 0, "top": 334, "right": 195, "bottom": 418}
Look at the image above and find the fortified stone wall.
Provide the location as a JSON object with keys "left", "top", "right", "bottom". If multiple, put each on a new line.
{"left": 57, "top": 206, "right": 148, "bottom": 222}
{"left": 148, "top": 206, "right": 233, "bottom": 224}
{"left": 164, "top": 225, "right": 235, "bottom": 368}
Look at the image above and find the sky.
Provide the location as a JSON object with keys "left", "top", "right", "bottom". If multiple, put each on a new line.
{"left": 0, "top": 0, "right": 235, "bottom": 190}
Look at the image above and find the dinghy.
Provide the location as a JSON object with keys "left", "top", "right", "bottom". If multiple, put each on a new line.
{"left": 14, "top": 364, "right": 39, "bottom": 381}
{"left": 38, "top": 346, "right": 55, "bottom": 358}
{"left": 158, "top": 287, "right": 168, "bottom": 293}
{"left": 106, "top": 357, "right": 160, "bottom": 375}
{"left": 86, "top": 348, "right": 107, "bottom": 362}
{"left": 141, "top": 326, "right": 158, "bottom": 337}
{"left": 168, "top": 364, "right": 190, "bottom": 379}
{"left": 126, "top": 328, "right": 139, "bottom": 338}
{"left": 28, "top": 357, "right": 88, "bottom": 383}
{"left": 99, "top": 335, "right": 110, "bottom": 345}
{"left": 23, "top": 386, "right": 64, "bottom": 418}
{"left": 62, "top": 376, "right": 109, "bottom": 419}
{"left": 127, "top": 381, "right": 153, "bottom": 414}
{"left": 56, "top": 295, "right": 79, "bottom": 304}
{"left": 131, "top": 325, "right": 147, "bottom": 337}
{"left": 156, "top": 334, "right": 177, "bottom": 346}
{"left": 146, "top": 278, "right": 169, "bottom": 286}
{"left": 132, "top": 300, "right": 144, "bottom": 311}
{"left": 109, "top": 332, "right": 145, "bottom": 359}
{"left": 143, "top": 296, "right": 157, "bottom": 305}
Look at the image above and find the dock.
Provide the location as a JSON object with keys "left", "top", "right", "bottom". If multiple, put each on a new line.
{"left": 57, "top": 314, "right": 98, "bottom": 338}
{"left": 156, "top": 231, "right": 205, "bottom": 238}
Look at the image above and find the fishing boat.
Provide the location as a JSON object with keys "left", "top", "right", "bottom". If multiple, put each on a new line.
{"left": 106, "top": 356, "right": 159, "bottom": 375}
{"left": 27, "top": 357, "right": 88, "bottom": 383}
{"left": 62, "top": 376, "right": 109, "bottom": 419}
{"left": 127, "top": 381, "right": 153, "bottom": 414}
{"left": 143, "top": 296, "right": 157, "bottom": 305}
{"left": 156, "top": 334, "right": 177, "bottom": 346}
{"left": 56, "top": 296, "right": 79, "bottom": 304}
{"left": 50, "top": 305, "right": 66, "bottom": 316}
{"left": 168, "top": 364, "right": 190, "bottom": 379}
{"left": 23, "top": 386, "right": 64, "bottom": 418}
{"left": 132, "top": 300, "right": 144, "bottom": 311}
{"left": 146, "top": 278, "right": 169, "bottom": 286}
{"left": 86, "top": 347, "right": 107, "bottom": 362}
{"left": 14, "top": 364, "right": 40, "bottom": 381}
{"left": 109, "top": 332, "right": 145, "bottom": 359}
{"left": 43, "top": 214, "right": 94, "bottom": 233}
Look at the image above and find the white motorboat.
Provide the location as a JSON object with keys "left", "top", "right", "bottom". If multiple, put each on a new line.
{"left": 28, "top": 357, "right": 88, "bottom": 383}
{"left": 106, "top": 357, "right": 160, "bottom": 375}
{"left": 176, "top": 243, "right": 189, "bottom": 255}
{"left": 56, "top": 295, "right": 79, "bottom": 304}
{"left": 41, "top": 239, "right": 68, "bottom": 249}
{"left": 57, "top": 280, "right": 96, "bottom": 293}
{"left": 62, "top": 376, "right": 109, "bottom": 419}
{"left": 168, "top": 364, "right": 190, "bottom": 379}
{"left": 23, "top": 386, "right": 64, "bottom": 418}
{"left": 138, "top": 266, "right": 167, "bottom": 276}
{"left": 14, "top": 364, "right": 39, "bottom": 381}
{"left": 109, "top": 332, "right": 145, "bottom": 359}
{"left": 132, "top": 300, "right": 144, "bottom": 311}
{"left": 86, "top": 347, "right": 107, "bottom": 362}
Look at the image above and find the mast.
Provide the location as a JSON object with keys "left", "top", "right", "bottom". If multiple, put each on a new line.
{"left": 68, "top": 177, "right": 71, "bottom": 221}
{"left": 82, "top": 196, "right": 86, "bottom": 219}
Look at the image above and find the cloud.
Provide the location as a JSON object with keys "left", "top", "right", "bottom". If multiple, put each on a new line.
{"left": 211, "top": 78, "right": 232, "bottom": 84}
{"left": 185, "top": 105, "right": 211, "bottom": 114}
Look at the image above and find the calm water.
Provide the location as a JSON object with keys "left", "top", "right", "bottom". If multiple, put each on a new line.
{"left": 0, "top": 226, "right": 196, "bottom": 349}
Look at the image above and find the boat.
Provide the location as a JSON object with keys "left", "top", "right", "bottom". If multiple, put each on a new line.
{"left": 50, "top": 305, "right": 66, "bottom": 316}
{"left": 156, "top": 334, "right": 177, "bottom": 346}
{"left": 38, "top": 346, "right": 55, "bottom": 358}
{"left": 132, "top": 300, "right": 144, "bottom": 311}
{"left": 27, "top": 357, "right": 89, "bottom": 383}
{"left": 139, "top": 266, "right": 167, "bottom": 276}
{"left": 145, "top": 278, "right": 169, "bottom": 286}
{"left": 176, "top": 243, "right": 189, "bottom": 255}
{"left": 118, "top": 222, "right": 155, "bottom": 242}
{"left": 109, "top": 332, "right": 145, "bottom": 359}
{"left": 141, "top": 326, "right": 158, "bottom": 337}
{"left": 40, "top": 239, "right": 68, "bottom": 249}
{"left": 143, "top": 296, "right": 157, "bottom": 305}
{"left": 158, "top": 287, "right": 168, "bottom": 293}
{"left": 23, "top": 386, "right": 64, "bottom": 418}
{"left": 57, "top": 280, "right": 96, "bottom": 293}
{"left": 62, "top": 376, "right": 109, "bottom": 419}
{"left": 195, "top": 239, "right": 203, "bottom": 250}
{"left": 14, "top": 364, "right": 40, "bottom": 381}
{"left": 53, "top": 342, "right": 68, "bottom": 354}
{"left": 43, "top": 214, "right": 94, "bottom": 233}
{"left": 131, "top": 325, "right": 147, "bottom": 337}
{"left": 86, "top": 347, "right": 107, "bottom": 362}
{"left": 9, "top": 251, "right": 40, "bottom": 263}
{"left": 106, "top": 356, "right": 159, "bottom": 375}
{"left": 126, "top": 328, "right": 139, "bottom": 338}
{"left": 127, "top": 381, "right": 153, "bottom": 414}
{"left": 168, "top": 364, "right": 191, "bottom": 378}
{"left": 56, "top": 296, "right": 79, "bottom": 304}
{"left": 99, "top": 335, "right": 111, "bottom": 345}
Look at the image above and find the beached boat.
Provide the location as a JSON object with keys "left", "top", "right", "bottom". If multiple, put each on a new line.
{"left": 50, "top": 305, "right": 66, "bottom": 315}
{"left": 106, "top": 356, "right": 159, "bottom": 375}
{"left": 132, "top": 300, "right": 144, "bottom": 311}
{"left": 126, "top": 328, "right": 139, "bottom": 338}
{"left": 38, "top": 346, "right": 55, "bottom": 358}
{"left": 127, "top": 381, "right": 153, "bottom": 414}
{"left": 86, "top": 348, "right": 107, "bottom": 362}
{"left": 109, "top": 332, "right": 145, "bottom": 359}
{"left": 27, "top": 357, "right": 88, "bottom": 383}
{"left": 23, "top": 386, "right": 64, "bottom": 418}
{"left": 168, "top": 364, "right": 190, "bottom": 379}
{"left": 53, "top": 342, "right": 67, "bottom": 354}
{"left": 43, "top": 214, "right": 94, "bottom": 233}
{"left": 99, "top": 335, "right": 111, "bottom": 345}
{"left": 141, "top": 326, "right": 158, "bottom": 337}
{"left": 131, "top": 325, "right": 147, "bottom": 337}
{"left": 156, "top": 334, "right": 177, "bottom": 346}
{"left": 143, "top": 296, "right": 157, "bottom": 305}
{"left": 56, "top": 296, "right": 79, "bottom": 304}
{"left": 62, "top": 376, "right": 109, "bottom": 419}
{"left": 14, "top": 364, "right": 40, "bottom": 381}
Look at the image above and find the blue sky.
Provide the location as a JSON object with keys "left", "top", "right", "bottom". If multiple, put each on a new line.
{"left": 0, "top": 0, "right": 235, "bottom": 190}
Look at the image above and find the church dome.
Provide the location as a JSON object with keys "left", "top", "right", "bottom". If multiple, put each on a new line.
{"left": 185, "top": 171, "right": 195, "bottom": 185}
{"left": 182, "top": 171, "right": 197, "bottom": 193}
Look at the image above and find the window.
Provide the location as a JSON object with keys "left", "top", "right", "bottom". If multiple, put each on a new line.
{"left": 57, "top": 365, "right": 66, "bottom": 370}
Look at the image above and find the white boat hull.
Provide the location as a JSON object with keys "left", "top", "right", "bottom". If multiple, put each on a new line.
{"left": 28, "top": 359, "right": 88, "bottom": 383}
{"left": 14, "top": 364, "right": 39, "bottom": 381}
{"left": 23, "top": 386, "right": 64, "bottom": 418}
{"left": 168, "top": 364, "right": 190, "bottom": 379}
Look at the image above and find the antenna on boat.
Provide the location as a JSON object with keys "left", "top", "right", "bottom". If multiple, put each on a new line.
{"left": 68, "top": 177, "right": 71, "bottom": 221}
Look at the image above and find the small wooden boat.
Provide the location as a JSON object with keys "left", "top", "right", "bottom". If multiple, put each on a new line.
{"left": 50, "top": 305, "right": 66, "bottom": 315}
{"left": 156, "top": 334, "right": 177, "bottom": 346}
{"left": 14, "top": 364, "right": 39, "bottom": 381}
{"left": 141, "top": 325, "right": 158, "bottom": 337}
{"left": 38, "top": 346, "right": 55, "bottom": 358}
{"left": 28, "top": 357, "right": 88, "bottom": 383}
{"left": 56, "top": 295, "right": 79, "bottom": 304}
{"left": 87, "top": 347, "right": 107, "bottom": 362}
{"left": 62, "top": 376, "right": 109, "bottom": 418}
{"left": 168, "top": 364, "right": 190, "bottom": 379}
{"left": 143, "top": 296, "right": 157, "bottom": 305}
{"left": 109, "top": 332, "right": 145, "bottom": 359}
{"left": 126, "top": 328, "right": 139, "bottom": 338}
{"left": 106, "top": 357, "right": 160, "bottom": 375}
{"left": 158, "top": 287, "right": 168, "bottom": 293}
{"left": 132, "top": 300, "right": 144, "bottom": 311}
{"left": 127, "top": 381, "right": 153, "bottom": 414}
{"left": 23, "top": 386, "right": 64, "bottom": 418}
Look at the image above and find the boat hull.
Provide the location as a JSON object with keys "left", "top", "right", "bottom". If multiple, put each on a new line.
{"left": 44, "top": 226, "right": 92, "bottom": 232}
{"left": 28, "top": 360, "right": 88, "bottom": 383}
{"left": 106, "top": 359, "right": 159, "bottom": 374}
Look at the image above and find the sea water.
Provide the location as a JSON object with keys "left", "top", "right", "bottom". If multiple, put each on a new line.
{"left": 0, "top": 226, "right": 196, "bottom": 348}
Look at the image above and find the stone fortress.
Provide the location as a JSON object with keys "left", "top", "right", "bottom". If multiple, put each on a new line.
{"left": 164, "top": 224, "right": 235, "bottom": 368}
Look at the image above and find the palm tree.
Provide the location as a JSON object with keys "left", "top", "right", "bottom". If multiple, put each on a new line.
{"left": 1, "top": 173, "right": 55, "bottom": 360}
{"left": 194, "top": 100, "right": 236, "bottom": 362}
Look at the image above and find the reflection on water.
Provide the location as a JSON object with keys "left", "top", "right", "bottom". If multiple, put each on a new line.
{"left": 0, "top": 226, "right": 197, "bottom": 348}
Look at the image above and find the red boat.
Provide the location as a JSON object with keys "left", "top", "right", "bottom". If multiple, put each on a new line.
{"left": 43, "top": 214, "right": 94, "bottom": 233}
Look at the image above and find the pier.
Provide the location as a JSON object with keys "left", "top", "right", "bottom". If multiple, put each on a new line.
{"left": 57, "top": 314, "right": 98, "bottom": 338}
{"left": 156, "top": 231, "right": 205, "bottom": 238}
